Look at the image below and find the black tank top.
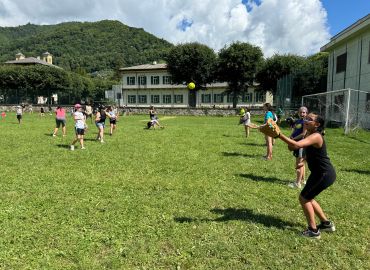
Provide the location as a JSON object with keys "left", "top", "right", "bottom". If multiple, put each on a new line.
{"left": 98, "top": 110, "right": 106, "bottom": 123}
{"left": 305, "top": 133, "right": 334, "bottom": 174}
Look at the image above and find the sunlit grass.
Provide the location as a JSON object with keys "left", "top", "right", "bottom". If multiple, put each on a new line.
{"left": 0, "top": 113, "right": 369, "bottom": 269}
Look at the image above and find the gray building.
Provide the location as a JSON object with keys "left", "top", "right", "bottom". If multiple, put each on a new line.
{"left": 320, "top": 14, "right": 370, "bottom": 92}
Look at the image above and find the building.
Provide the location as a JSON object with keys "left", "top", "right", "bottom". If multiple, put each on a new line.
{"left": 5, "top": 51, "right": 59, "bottom": 68}
{"left": 108, "top": 62, "right": 273, "bottom": 108}
{"left": 320, "top": 14, "right": 370, "bottom": 92}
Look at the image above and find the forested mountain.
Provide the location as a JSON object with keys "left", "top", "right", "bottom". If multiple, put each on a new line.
{"left": 0, "top": 20, "right": 173, "bottom": 73}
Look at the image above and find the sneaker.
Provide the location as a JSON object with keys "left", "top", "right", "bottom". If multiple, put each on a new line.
{"left": 301, "top": 228, "right": 321, "bottom": 239}
{"left": 317, "top": 221, "right": 336, "bottom": 232}
{"left": 288, "top": 182, "right": 301, "bottom": 189}
{"left": 100, "top": 140, "right": 105, "bottom": 143}
{"left": 81, "top": 147, "right": 86, "bottom": 150}
{"left": 52, "top": 134, "right": 56, "bottom": 137}
{"left": 70, "top": 145, "right": 75, "bottom": 151}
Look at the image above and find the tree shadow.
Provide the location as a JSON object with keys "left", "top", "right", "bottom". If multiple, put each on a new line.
{"left": 222, "top": 152, "right": 260, "bottom": 158}
{"left": 238, "top": 173, "right": 287, "bottom": 185}
{"left": 174, "top": 207, "right": 299, "bottom": 231}
{"left": 342, "top": 169, "right": 370, "bottom": 175}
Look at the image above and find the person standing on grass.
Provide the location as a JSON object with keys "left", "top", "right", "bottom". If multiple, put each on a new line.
{"left": 70, "top": 104, "right": 86, "bottom": 150}
{"left": 262, "top": 103, "right": 274, "bottom": 160}
{"left": 275, "top": 113, "right": 336, "bottom": 239}
{"left": 288, "top": 106, "right": 308, "bottom": 189}
{"left": 239, "top": 107, "right": 251, "bottom": 138}
{"left": 107, "top": 106, "right": 118, "bottom": 136}
{"left": 16, "top": 105, "right": 23, "bottom": 124}
{"left": 95, "top": 105, "right": 109, "bottom": 143}
{"left": 85, "top": 103, "right": 93, "bottom": 123}
{"left": 52, "top": 106, "right": 67, "bottom": 137}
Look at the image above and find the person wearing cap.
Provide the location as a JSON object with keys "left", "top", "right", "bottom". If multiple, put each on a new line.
{"left": 16, "top": 105, "right": 23, "bottom": 124}
{"left": 70, "top": 104, "right": 86, "bottom": 150}
{"left": 238, "top": 107, "right": 251, "bottom": 138}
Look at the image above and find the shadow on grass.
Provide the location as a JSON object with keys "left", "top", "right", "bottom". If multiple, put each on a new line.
{"left": 239, "top": 142, "right": 266, "bottom": 147}
{"left": 222, "top": 134, "right": 240, "bottom": 138}
{"left": 175, "top": 207, "right": 299, "bottom": 230}
{"left": 56, "top": 144, "right": 70, "bottom": 149}
{"left": 238, "top": 173, "right": 287, "bottom": 185}
{"left": 222, "top": 152, "right": 260, "bottom": 158}
{"left": 347, "top": 136, "right": 370, "bottom": 145}
{"left": 342, "top": 169, "right": 370, "bottom": 175}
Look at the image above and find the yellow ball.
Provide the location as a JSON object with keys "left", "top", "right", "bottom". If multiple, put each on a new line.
{"left": 187, "top": 82, "right": 195, "bottom": 90}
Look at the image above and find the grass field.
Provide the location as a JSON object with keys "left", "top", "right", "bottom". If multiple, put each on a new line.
{"left": 0, "top": 113, "right": 369, "bottom": 269}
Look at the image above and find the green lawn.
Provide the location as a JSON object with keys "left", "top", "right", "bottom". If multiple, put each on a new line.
{"left": 0, "top": 113, "right": 369, "bottom": 269}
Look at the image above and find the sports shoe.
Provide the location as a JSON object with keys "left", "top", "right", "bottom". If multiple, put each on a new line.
{"left": 100, "top": 140, "right": 105, "bottom": 143}
{"left": 52, "top": 134, "right": 56, "bottom": 137}
{"left": 301, "top": 227, "right": 321, "bottom": 239}
{"left": 317, "top": 221, "right": 336, "bottom": 232}
{"left": 70, "top": 145, "right": 75, "bottom": 151}
{"left": 81, "top": 147, "right": 86, "bottom": 150}
{"left": 288, "top": 182, "right": 301, "bottom": 189}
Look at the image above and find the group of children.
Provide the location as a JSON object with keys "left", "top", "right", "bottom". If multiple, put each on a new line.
{"left": 47, "top": 104, "right": 118, "bottom": 150}
{"left": 239, "top": 104, "right": 336, "bottom": 239}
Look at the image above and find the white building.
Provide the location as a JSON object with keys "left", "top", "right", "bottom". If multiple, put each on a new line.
{"left": 107, "top": 63, "right": 273, "bottom": 108}
{"left": 320, "top": 14, "right": 370, "bottom": 92}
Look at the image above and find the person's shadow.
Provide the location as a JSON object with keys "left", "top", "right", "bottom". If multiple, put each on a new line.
{"left": 174, "top": 207, "right": 300, "bottom": 231}
{"left": 238, "top": 173, "right": 287, "bottom": 185}
{"left": 222, "top": 152, "right": 260, "bottom": 158}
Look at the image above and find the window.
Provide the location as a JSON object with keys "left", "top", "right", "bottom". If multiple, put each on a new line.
{"left": 151, "top": 76, "right": 159, "bottom": 85}
{"left": 255, "top": 92, "right": 265, "bottom": 103}
{"left": 214, "top": 94, "right": 224, "bottom": 103}
{"left": 336, "top": 53, "right": 347, "bottom": 73}
{"left": 174, "top": 95, "right": 183, "bottom": 104}
{"left": 366, "top": 93, "right": 370, "bottom": 112}
{"left": 138, "top": 95, "right": 147, "bottom": 104}
{"left": 201, "top": 94, "right": 211, "bottom": 103}
{"left": 128, "top": 95, "right": 136, "bottom": 104}
{"left": 163, "top": 95, "right": 172, "bottom": 104}
{"left": 368, "top": 42, "right": 370, "bottom": 63}
{"left": 138, "top": 76, "right": 147, "bottom": 85}
{"left": 151, "top": 95, "right": 160, "bottom": 104}
{"left": 227, "top": 93, "right": 235, "bottom": 103}
{"left": 163, "top": 76, "right": 172, "bottom": 84}
{"left": 127, "top": 76, "right": 135, "bottom": 85}
{"left": 242, "top": 93, "right": 253, "bottom": 103}
{"left": 116, "top": 93, "right": 122, "bottom": 99}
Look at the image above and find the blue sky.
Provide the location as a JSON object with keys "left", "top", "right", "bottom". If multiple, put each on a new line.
{"left": 0, "top": 0, "right": 369, "bottom": 57}
{"left": 321, "top": 0, "right": 369, "bottom": 36}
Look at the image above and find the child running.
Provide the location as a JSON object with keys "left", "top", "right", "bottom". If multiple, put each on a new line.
{"left": 275, "top": 113, "right": 336, "bottom": 239}
{"left": 70, "top": 104, "right": 86, "bottom": 150}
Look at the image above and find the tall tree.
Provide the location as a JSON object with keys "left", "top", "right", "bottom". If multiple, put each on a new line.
{"left": 256, "top": 54, "right": 305, "bottom": 95}
{"left": 217, "top": 42, "right": 263, "bottom": 108}
{"left": 165, "top": 42, "right": 217, "bottom": 88}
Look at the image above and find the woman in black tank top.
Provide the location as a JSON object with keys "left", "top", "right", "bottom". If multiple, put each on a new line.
{"left": 275, "top": 113, "right": 336, "bottom": 239}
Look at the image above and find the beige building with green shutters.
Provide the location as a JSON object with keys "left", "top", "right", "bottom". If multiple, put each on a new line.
{"left": 108, "top": 62, "right": 273, "bottom": 108}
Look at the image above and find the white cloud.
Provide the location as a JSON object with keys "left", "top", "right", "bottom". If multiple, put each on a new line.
{"left": 0, "top": 0, "right": 330, "bottom": 57}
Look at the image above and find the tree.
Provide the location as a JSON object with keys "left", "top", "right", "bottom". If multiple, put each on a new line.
{"left": 217, "top": 42, "right": 263, "bottom": 108}
{"left": 256, "top": 54, "right": 305, "bottom": 95}
{"left": 165, "top": 42, "right": 217, "bottom": 88}
{"left": 293, "top": 52, "right": 328, "bottom": 97}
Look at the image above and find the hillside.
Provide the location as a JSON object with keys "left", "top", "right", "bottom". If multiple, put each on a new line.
{"left": 0, "top": 20, "right": 173, "bottom": 73}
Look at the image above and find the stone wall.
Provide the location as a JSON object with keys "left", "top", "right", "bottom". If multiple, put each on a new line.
{"left": 0, "top": 105, "right": 264, "bottom": 116}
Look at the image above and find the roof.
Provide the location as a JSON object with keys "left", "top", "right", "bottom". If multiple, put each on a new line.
{"left": 119, "top": 63, "right": 167, "bottom": 71}
{"left": 5, "top": 57, "right": 60, "bottom": 68}
{"left": 321, "top": 13, "right": 370, "bottom": 52}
